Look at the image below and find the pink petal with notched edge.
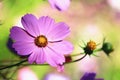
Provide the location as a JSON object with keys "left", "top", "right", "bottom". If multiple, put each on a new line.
{"left": 38, "top": 16, "right": 55, "bottom": 35}
{"left": 47, "top": 22, "right": 70, "bottom": 42}
{"left": 13, "top": 41, "right": 36, "bottom": 55}
{"left": 57, "top": 64, "right": 64, "bottom": 72}
{"left": 28, "top": 48, "right": 46, "bottom": 64}
{"left": 28, "top": 52, "right": 37, "bottom": 64}
{"left": 10, "top": 26, "right": 34, "bottom": 42}
{"left": 21, "top": 14, "right": 40, "bottom": 37}
{"left": 48, "top": 41, "right": 73, "bottom": 55}
{"left": 48, "top": 0, "right": 70, "bottom": 11}
{"left": 44, "top": 46, "right": 65, "bottom": 67}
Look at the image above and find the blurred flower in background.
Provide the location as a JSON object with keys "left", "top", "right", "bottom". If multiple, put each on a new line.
{"left": 78, "top": 55, "right": 98, "bottom": 73}
{"left": 44, "top": 73, "right": 70, "bottom": 80}
{"left": 17, "top": 67, "right": 38, "bottom": 80}
{"left": 17, "top": 67, "right": 71, "bottom": 80}
{"left": 80, "top": 73, "right": 104, "bottom": 80}
{"left": 107, "top": 0, "right": 120, "bottom": 12}
{"left": 107, "top": 0, "right": 120, "bottom": 23}
{"left": 48, "top": 0, "right": 70, "bottom": 11}
{"left": 81, "top": 24, "right": 102, "bottom": 40}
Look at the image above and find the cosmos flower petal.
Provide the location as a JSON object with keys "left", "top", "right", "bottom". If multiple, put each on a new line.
{"left": 28, "top": 48, "right": 46, "bottom": 64}
{"left": 13, "top": 41, "right": 37, "bottom": 55}
{"left": 48, "top": 41, "right": 73, "bottom": 55}
{"left": 47, "top": 22, "right": 70, "bottom": 41}
{"left": 28, "top": 51, "right": 38, "bottom": 64}
{"left": 21, "top": 14, "right": 40, "bottom": 37}
{"left": 39, "top": 16, "right": 55, "bottom": 35}
{"left": 36, "top": 48, "right": 46, "bottom": 64}
{"left": 57, "top": 64, "right": 64, "bottom": 72}
{"left": 10, "top": 26, "right": 34, "bottom": 42}
{"left": 44, "top": 46, "right": 65, "bottom": 67}
{"left": 48, "top": 0, "right": 70, "bottom": 11}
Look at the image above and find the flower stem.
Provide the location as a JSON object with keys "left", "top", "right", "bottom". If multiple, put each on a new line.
{"left": 64, "top": 53, "right": 87, "bottom": 64}
{"left": 0, "top": 59, "right": 27, "bottom": 70}
{"left": 70, "top": 53, "right": 83, "bottom": 57}
{"left": 0, "top": 54, "right": 87, "bottom": 70}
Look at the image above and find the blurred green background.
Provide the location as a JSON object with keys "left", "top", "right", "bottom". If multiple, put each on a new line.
{"left": 0, "top": 0, "right": 120, "bottom": 80}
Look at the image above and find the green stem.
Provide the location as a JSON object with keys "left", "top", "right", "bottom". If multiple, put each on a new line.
{"left": 0, "top": 59, "right": 27, "bottom": 70}
{"left": 0, "top": 54, "right": 87, "bottom": 70}
{"left": 65, "top": 53, "right": 87, "bottom": 64}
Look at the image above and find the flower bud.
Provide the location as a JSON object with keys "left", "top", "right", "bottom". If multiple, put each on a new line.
{"left": 102, "top": 42, "right": 114, "bottom": 55}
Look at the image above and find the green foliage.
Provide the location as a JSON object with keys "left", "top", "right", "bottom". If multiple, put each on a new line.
{"left": 3, "top": 0, "right": 44, "bottom": 17}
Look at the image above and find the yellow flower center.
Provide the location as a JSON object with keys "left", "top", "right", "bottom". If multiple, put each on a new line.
{"left": 35, "top": 35, "right": 48, "bottom": 47}
{"left": 87, "top": 40, "right": 96, "bottom": 50}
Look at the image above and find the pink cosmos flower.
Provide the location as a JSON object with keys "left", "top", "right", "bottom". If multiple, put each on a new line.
{"left": 10, "top": 14, "right": 73, "bottom": 71}
{"left": 48, "top": 0, "right": 70, "bottom": 11}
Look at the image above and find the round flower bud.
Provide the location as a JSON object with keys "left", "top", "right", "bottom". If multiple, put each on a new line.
{"left": 102, "top": 42, "right": 114, "bottom": 55}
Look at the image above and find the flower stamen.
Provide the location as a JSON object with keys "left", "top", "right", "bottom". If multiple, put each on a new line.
{"left": 87, "top": 40, "right": 96, "bottom": 50}
{"left": 35, "top": 35, "right": 48, "bottom": 47}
